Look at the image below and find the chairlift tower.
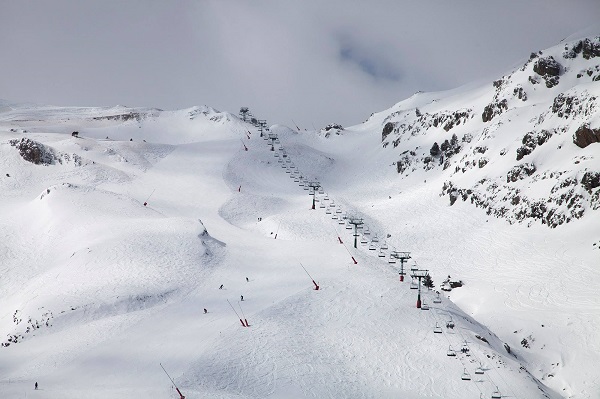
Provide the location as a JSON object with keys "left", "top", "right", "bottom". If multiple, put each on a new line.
{"left": 268, "top": 133, "right": 278, "bottom": 151}
{"left": 411, "top": 269, "right": 429, "bottom": 309}
{"left": 391, "top": 251, "right": 411, "bottom": 281}
{"left": 307, "top": 181, "right": 321, "bottom": 209}
{"left": 348, "top": 217, "right": 364, "bottom": 248}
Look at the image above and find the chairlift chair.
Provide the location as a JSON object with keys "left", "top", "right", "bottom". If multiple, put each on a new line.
{"left": 446, "top": 318, "right": 455, "bottom": 329}
{"left": 447, "top": 345, "right": 456, "bottom": 357}
{"left": 326, "top": 208, "right": 332, "bottom": 214}
{"left": 320, "top": 202, "right": 326, "bottom": 208}
{"left": 286, "top": 159, "right": 291, "bottom": 163}
{"left": 345, "top": 223, "right": 352, "bottom": 230}
{"left": 491, "top": 388, "right": 502, "bottom": 398}
{"left": 274, "top": 152, "right": 279, "bottom": 157}
{"left": 461, "top": 368, "right": 471, "bottom": 381}
{"left": 410, "top": 278, "right": 418, "bottom": 289}
{"left": 338, "top": 219, "right": 345, "bottom": 225}
{"left": 360, "top": 236, "right": 368, "bottom": 244}
{"left": 332, "top": 214, "right": 338, "bottom": 220}
{"left": 294, "top": 177, "right": 299, "bottom": 182}
{"left": 388, "top": 256, "right": 396, "bottom": 264}
{"left": 324, "top": 195, "right": 329, "bottom": 201}
{"left": 421, "top": 301, "right": 430, "bottom": 310}
{"left": 380, "top": 242, "right": 389, "bottom": 250}
{"left": 371, "top": 235, "right": 379, "bottom": 243}
{"left": 474, "top": 365, "right": 485, "bottom": 375}
{"left": 303, "top": 186, "right": 309, "bottom": 190}
{"left": 433, "top": 322, "right": 442, "bottom": 334}
{"left": 378, "top": 250, "right": 385, "bottom": 258}
{"left": 363, "top": 229, "right": 371, "bottom": 236}
{"left": 433, "top": 292, "right": 442, "bottom": 303}
{"left": 336, "top": 208, "right": 342, "bottom": 214}
{"left": 278, "top": 158, "right": 283, "bottom": 163}
{"left": 318, "top": 188, "right": 324, "bottom": 194}
{"left": 368, "top": 243, "right": 376, "bottom": 251}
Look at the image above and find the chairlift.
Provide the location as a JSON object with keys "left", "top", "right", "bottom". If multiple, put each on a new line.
{"left": 380, "top": 242, "right": 389, "bottom": 250}
{"left": 332, "top": 214, "right": 338, "bottom": 220}
{"left": 325, "top": 208, "right": 332, "bottom": 214}
{"left": 474, "top": 365, "right": 485, "bottom": 375}
{"left": 378, "top": 250, "right": 385, "bottom": 258}
{"left": 371, "top": 235, "right": 379, "bottom": 243}
{"left": 368, "top": 243, "right": 376, "bottom": 251}
{"left": 388, "top": 256, "right": 396, "bottom": 264}
{"left": 278, "top": 158, "right": 283, "bottom": 163}
{"left": 286, "top": 159, "right": 291, "bottom": 163}
{"left": 461, "top": 341, "right": 470, "bottom": 354}
{"left": 345, "top": 223, "right": 352, "bottom": 230}
{"left": 447, "top": 345, "right": 456, "bottom": 357}
{"left": 320, "top": 202, "right": 326, "bottom": 208}
{"left": 446, "top": 318, "right": 455, "bottom": 329}
{"left": 338, "top": 219, "right": 345, "bottom": 225}
{"left": 433, "top": 322, "right": 443, "bottom": 334}
{"left": 294, "top": 177, "right": 299, "bottom": 182}
{"left": 410, "top": 278, "right": 418, "bottom": 289}
{"left": 303, "top": 186, "right": 309, "bottom": 190}
{"left": 421, "top": 301, "right": 430, "bottom": 310}
{"left": 285, "top": 169, "right": 291, "bottom": 173}
{"left": 318, "top": 188, "right": 324, "bottom": 194}
{"left": 461, "top": 368, "right": 471, "bottom": 381}
{"left": 491, "top": 388, "right": 502, "bottom": 398}
{"left": 433, "top": 292, "right": 442, "bottom": 304}
{"left": 361, "top": 236, "right": 368, "bottom": 244}
{"left": 324, "top": 195, "right": 329, "bottom": 201}
{"left": 274, "top": 152, "right": 279, "bottom": 157}
{"left": 363, "top": 229, "right": 371, "bottom": 236}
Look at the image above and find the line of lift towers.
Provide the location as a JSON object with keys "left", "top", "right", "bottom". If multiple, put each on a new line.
{"left": 240, "top": 108, "right": 502, "bottom": 399}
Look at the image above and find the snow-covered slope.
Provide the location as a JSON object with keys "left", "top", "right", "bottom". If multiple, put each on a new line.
{"left": 0, "top": 34, "right": 599, "bottom": 399}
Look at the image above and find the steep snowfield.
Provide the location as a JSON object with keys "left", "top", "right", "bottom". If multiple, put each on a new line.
{"left": 1, "top": 34, "right": 599, "bottom": 399}
{"left": 1, "top": 107, "right": 559, "bottom": 399}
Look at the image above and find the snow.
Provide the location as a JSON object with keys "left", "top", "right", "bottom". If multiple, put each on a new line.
{"left": 1, "top": 35, "right": 599, "bottom": 399}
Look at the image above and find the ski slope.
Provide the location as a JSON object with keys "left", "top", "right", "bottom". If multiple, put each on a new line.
{"left": 0, "top": 105, "right": 568, "bottom": 398}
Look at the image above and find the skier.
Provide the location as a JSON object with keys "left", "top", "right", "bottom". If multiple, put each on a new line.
{"left": 240, "top": 295, "right": 244, "bottom": 301}
{"left": 204, "top": 308, "right": 207, "bottom": 314}
{"left": 246, "top": 277, "right": 249, "bottom": 282}
{"left": 219, "top": 284, "right": 223, "bottom": 290}
{"left": 35, "top": 382, "right": 38, "bottom": 390}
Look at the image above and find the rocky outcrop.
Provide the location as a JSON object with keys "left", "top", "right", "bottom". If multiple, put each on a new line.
{"left": 9, "top": 138, "right": 84, "bottom": 166}
{"left": 573, "top": 124, "right": 600, "bottom": 148}
{"left": 507, "top": 163, "right": 536, "bottom": 183}
{"left": 482, "top": 99, "right": 508, "bottom": 122}
{"left": 533, "top": 56, "right": 562, "bottom": 88}
{"left": 516, "top": 130, "right": 553, "bottom": 160}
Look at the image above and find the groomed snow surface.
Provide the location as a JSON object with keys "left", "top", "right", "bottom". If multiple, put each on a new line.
{"left": 0, "top": 103, "right": 597, "bottom": 398}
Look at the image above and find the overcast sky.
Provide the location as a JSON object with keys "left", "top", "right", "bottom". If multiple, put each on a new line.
{"left": 1, "top": 0, "right": 599, "bottom": 128}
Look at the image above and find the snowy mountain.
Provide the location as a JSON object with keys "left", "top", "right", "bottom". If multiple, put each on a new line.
{"left": 1, "top": 34, "right": 599, "bottom": 399}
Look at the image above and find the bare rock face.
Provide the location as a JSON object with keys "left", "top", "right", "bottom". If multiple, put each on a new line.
{"left": 507, "top": 163, "right": 536, "bottom": 183}
{"left": 581, "top": 171, "right": 600, "bottom": 192}
{"left": 532, "top": 56, "right": 562, "bottom": 88}
{"left": 573, "top": 124, "right": 600, "bottom": 148}
{"left": 382, "top": 122, "right": 395, "bottom": 142}
{"left": 9, "top": 138, "right": 84, "bottom": 166}
{"left": 9, "top": 138, "right": 57, "bottom": 165}
{"left": 482, "top": 99, "right": 508, "bottom": 122}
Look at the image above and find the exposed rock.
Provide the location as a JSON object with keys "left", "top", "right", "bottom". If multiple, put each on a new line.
{"left": 9, "top": 138, "right": 85, "bottom": 166}
{"left": 552, "top": 93, "right": 597, "bottom": 119}
{"left": 516, "top": 130, "right": 553, "bottom": 160}
{"left": 581, "top": 171, "right": 600, "bottom": 192}
{"left": 573, "top": 124, "right": 600, "bottom": 148}
{"left": 482, "top": 99, "right": 507, "bottom": 122}
{"left": 382, "top": 122, "right": 394, "bottom": 142}
{"left": 507, "top": 163, "right": 537, "bottom": 183}
{"left": 533, "top": 56, "right": 562, "bottom": 77}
